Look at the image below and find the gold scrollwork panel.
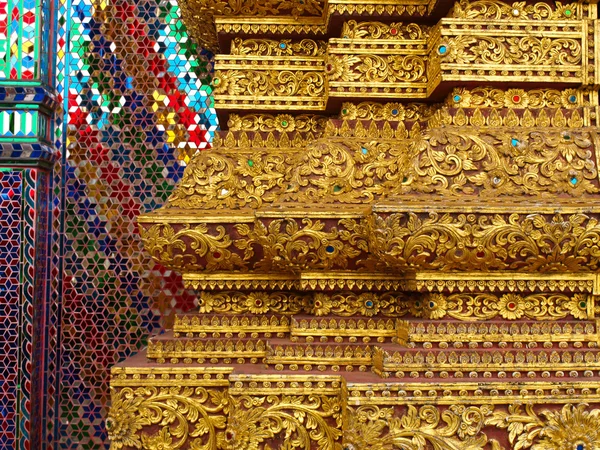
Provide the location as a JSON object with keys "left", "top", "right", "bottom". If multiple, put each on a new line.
{"left": 368, "top": 210, "right": 600, "bottom": 272}
{"left": 107, "top": 385, "right": 228, "bottom": 450}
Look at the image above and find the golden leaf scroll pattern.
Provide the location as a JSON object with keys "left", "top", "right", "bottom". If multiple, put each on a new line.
{"left": 106, "top": 386, "right": 228, "bottom": 450}
{"left": 345, "top": 403, "right": 600, "bottom": 450}
{"left": 368, "top": 212, "right": 600, "bottom": 272}
{"left": 220, "top": 394, "right": 343, "bottom": 450}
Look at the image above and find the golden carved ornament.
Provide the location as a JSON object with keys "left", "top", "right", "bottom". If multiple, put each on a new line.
{"left": 345, "top": 403, "right": 600, "bottom": 450}
{"left": 195, "top": 291, "right": 411, "bottom": 317}
{"left": 397, "top": 129, "right": 598, "bottom": 197}
{"left": 368, "top": 207, "right": 600, "bottom": 273}
{"left": 213, "top": 68, "right": 326, "bottom": 99}
{"left": 415, "top": 292, "right": 591, "bottom": 321}
{"left": 226, "top": 113, "right": 327, "bottom": 133}
{"left": 220, "top": 393, "right": 343, "bottom": 450}
{"left": 106, "top": 386, "right": 228, "bottom": 450}
{"left": 345, "top": 404, "right": 501, "bottom": 450}
{"left": 165, "top": 149, "right": 294, "bottom": 210}
{"left": 178, "top": 0, "right": 325, "bottom": 52}
{"left": 230, "top": 38, "right": 327, "bottom": 57}
{"left": 452, "top": 0, "right": 583, "bottom": 20}
{"left": 340, "top": 20, "right": 426, "bottom": 40}
{"left": 281, "top": 137, "right": 419, "bottom": 204}
{"left": 447, "top": 87, "right": 585, "bottom": 109}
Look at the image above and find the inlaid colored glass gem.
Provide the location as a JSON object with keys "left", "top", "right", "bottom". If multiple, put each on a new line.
{"left": 429, "top": 301, "right": 435, "bottom": 308}
{"left": 565, "top": 9, "right": 572, "bottom": 17}
{"left": 507, "top": 302, "right": 517, "bottom": 310}
{"left": 512, "top": 95, "right": 521, "bottom": 103}
{"left": 477, "top": 251, "right": 485, "bottom": 258}
{"left": 512, "top": 8, "right": 520, "bottom": 16}
{"left": 326, "top": 245, "right": 335, "bottom": 253}
{"left": 390, "top": 28, "right": 398, "bottom": 35}
{"left": 279, "top": 42, "right": 287, "bottom": 49}
{"left": 453, "top": 94, "right": 461, "bottom": 102}
{"left": 247, "top": 159, "right": 254, "bottom": 167}
{"left": 391, "top": 109, "right": 399, "bottom": 115}
{"left": 213, "top": 77, "right": 220, "bottom": 85}
{"left": 255, "top": 299, "right": 262, "bottom": 306}
{"left": 333, "top": 185, "right": 342, "bottom": 192}
{"left": 365, "top": 300, "right": 374, "bottom": 308}
{"left": 326, "top": 64, "right": 333, "bottom": 72}
{"left": 493, "top": 177, "right": 501, "bottom": 185}
{"left": 361, "top": 147, "right": 368, "bottom": 155}
{"left": 580, "top": 301, "right": 587, "bottom": 309}
{"left": 569, "top": 95, "right": 577, "bottom": 103}
{"left": 438, "top": 45, "right": 447, "bottom": 55}
{"left": 511, "top": 138, "right": 519, "bottom": 147}
{"left": 563, "top": 134, "right": 571, "bottom": 140}
{"left": 402, "top": 177, "right": 408, "bottom": 183}
{"left": 571, "top": 176, "right": 578, "bottom": 185}
{"left": 577, "top": 444, "right": 585, "bottom": 450}
{"left": 342, "top": 108, "right": 348, "bottom": 115}
{"left": 213, "top": 252, "right": 221, "bottom": 258}
{"left": 281, "top": 120, "right": 288, "bottom": 127}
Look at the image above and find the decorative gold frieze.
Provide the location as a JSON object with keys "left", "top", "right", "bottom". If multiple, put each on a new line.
{"left": 373, "top": 346, "right": 600, "bottom": 379}
{"left": 266, "top": 343, "right": 373, "bottom": 371}
{"left": 369, "top": 200, "right": 600, "bottom": 273}
{"left": 291, "top": 316, "right": 398, "bottom": 343}
{"left": 147, "top": 335, "right": 267, "bottom": 364}
{"left": 405, "top": 319, "right": 600, "bottom": 347}
{"left": 174, "top": 314, "right": 291, "bottom": 337}
{"left": 411, "top": 292, "right": 594, "bottom": 321}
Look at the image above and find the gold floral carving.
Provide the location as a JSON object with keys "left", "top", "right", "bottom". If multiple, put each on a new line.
{"left": 345, "top": 404, "right": 501, "bottom": 450}
{"left": 326, "top": 54, "right": 427, "bottom": 83}
{"left": 193, "top": 291, "right": 411, "bottom": 317}
{"left": 345, "top": 403, "right": 600, "bottom": 450}
{"left": 166, "top": 150, "right": 293, "bottom": 209}
{"left": 140, "top": 223, "right": 246, "bottom": 272}
{"left": 398, "top": 129, "right": 598, "bottom": 197}
{"left": 340, "top": 20, "right": 426, "bottom": 40}
{"left": 368, "top": 211, "right": 600, "bottom": 272}
{"left": 415, "top": 293, "right": 590, "bottom": 321}
{"left": 213, "top": 69, "right": 326, "bottom": 99}
{"left": 220, "top": 394, "right": 343, "bottom": 450}
{"left": 178, "top": 0, "right": 325, "bottom": 51}
{"left": 448, "top": 87, "right": 583, "bottom": 109}
{"left": 198, "top": 291, "right": 305, "bottom": 315}
{"left": 339, "top": 102, "right": 437, "bottom": 122}
{"left": 282, "top": 138, "right": 419, "bottom": 204}
{"left": 226, "top": 114, "right": 327, "bottom": 133}
{"left": 443, "top": 35, "right": 581, "bottom": 66}
{"left": 489, "top": 403, "right": 600, "bottom": 450}
{"left": 230, "top": 38, "right": 327, "bottom": 57}
{"left": 452, "top": 0, "right": 582, "bottom": 20}
{"left": 307, "top": 292, "right": 409, "bottom": 317}
{"left": 107, "top": 386, "right": 228, "bottom": 449}
{"left": 234, "top": 218, "right": 367, "bottom": 271}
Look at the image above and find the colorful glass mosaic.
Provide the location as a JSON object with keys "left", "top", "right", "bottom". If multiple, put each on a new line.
{"left": 0, "top": 0, "right": 217, "bottom": 447}
{"left": 57, "top": 0, "right": 217, "bottom": 447}
{"left": 0, "top": 0, "right": 41, "bottom": 80}
{"left": 0, "top": 169, "right": 22, "bottom": 447}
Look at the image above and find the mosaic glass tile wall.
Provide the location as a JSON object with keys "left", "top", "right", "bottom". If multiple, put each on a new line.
{"left": 58, "top": 0, "right": 217, "bottom": 447}
{"left": 0, "top": 169, "right": 22, "bottom": 447}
